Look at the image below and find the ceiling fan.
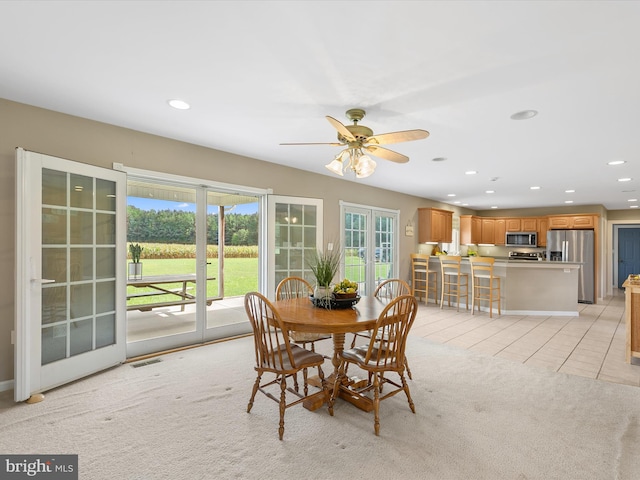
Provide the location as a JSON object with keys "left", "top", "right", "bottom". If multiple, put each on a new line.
{"left": 281, "top": 108, "right": 429, "bottom": 178}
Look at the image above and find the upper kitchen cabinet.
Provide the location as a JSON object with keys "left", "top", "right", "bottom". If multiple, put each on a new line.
{"left": 460, "top": 215, "right": 482, "bottom": 245}
{"left": 418, "top": 208, "right": 453, "bottom": 243}
{"left": 481, "top": 218, "right": 496, "bottom": 244}
{"left": 538, "top": 217, "right": 548, "bottom": 247}
{"left": 505, "top": 218, "right": 521, "bottom": 232}
{"left": 548, "top": 214, "right": 597, "bottom": 229}
{"left": 506, "top": 217, "right": 538, "bottom": 232}
{"left": 494, "top": 218, "right": 506, "bottom": 245}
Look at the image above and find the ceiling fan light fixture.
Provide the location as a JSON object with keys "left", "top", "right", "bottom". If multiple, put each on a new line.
{"left": 355, "top": 155, "right": 376, "bottom": 178}
{"left": 325, "top": 157, "right": 344, "bottom": 176}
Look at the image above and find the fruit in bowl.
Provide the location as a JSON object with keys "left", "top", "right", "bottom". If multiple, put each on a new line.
{"left": 333, "top": 279, "right": 359, "bottom": 299}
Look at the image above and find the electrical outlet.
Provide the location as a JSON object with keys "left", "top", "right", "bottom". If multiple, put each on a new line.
{"left": 327, "top": 243, "right": 333, "bottom": 251}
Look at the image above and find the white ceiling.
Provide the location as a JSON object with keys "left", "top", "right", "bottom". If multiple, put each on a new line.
{"left": 2, "top": 1, "right": 639, "bottom": 211}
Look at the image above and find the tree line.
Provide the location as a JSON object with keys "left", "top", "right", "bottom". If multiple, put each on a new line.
{"left": 127, "top": 206, "right": 259, "bottom": 245}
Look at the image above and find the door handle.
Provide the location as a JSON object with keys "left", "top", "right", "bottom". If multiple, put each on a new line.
{"left": 31, "top": 278, "right": 55, "bottom": 284}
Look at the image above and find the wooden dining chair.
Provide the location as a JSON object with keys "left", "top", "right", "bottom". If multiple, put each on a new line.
{"left": 349, "top": 278, "right": 414, "bottom": 379}
{"left": 329, "top": 294, "right": 418, "bottom": 436}
{"left": 276, "top": 276, "right": 331, "bottom": 352}
{"left": 244, "top": 292, "right": 330, "bottom": 440}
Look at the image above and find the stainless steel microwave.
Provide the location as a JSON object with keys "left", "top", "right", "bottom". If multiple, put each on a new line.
{"left": 505, "top": 232, "right": 537, "bottom": 247}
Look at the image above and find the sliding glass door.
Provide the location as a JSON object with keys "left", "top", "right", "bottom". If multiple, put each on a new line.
{"left": 125, "top": 174, "right": 264, "bottom": 357}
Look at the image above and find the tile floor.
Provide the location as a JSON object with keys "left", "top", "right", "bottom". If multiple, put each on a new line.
{"left": 410, "top": 288, "right": 640, "bottom": 387}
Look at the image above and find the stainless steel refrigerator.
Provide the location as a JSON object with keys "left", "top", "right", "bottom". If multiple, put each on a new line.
{"left": 546, "top": 230, "right": 594, "bottom": 303}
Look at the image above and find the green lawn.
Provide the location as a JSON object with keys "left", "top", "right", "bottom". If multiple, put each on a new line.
{"left": 127, "top": 256, "right": 390, "bottom": 308}
{"left": 127, "top": 258, "right": 258, "bottom": 308}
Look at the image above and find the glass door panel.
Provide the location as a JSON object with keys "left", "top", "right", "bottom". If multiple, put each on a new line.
{"left": 125, "top": 180, "right": 198, "bottom": 348}
{"left": 268, "top": 196, "right": 322, "bottom": 299}
{"left": 341, "top": 203, "right": 399, "bottom": 296}
{"left": 205, "top": 191, "right": 259, "bottom": 337}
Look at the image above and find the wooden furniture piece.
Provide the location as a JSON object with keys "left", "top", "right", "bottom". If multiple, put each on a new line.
{"left": 273, "top": 295, "right": 390, "bottom": 412}
{"left": 329, "top": 294, "right": 418, "bottom": 436}
{"left": 469, "top": 256, "right": 501, "bottom": 318}
{"left": 244, "top": 292, "right": 329, "bottom": 440}
{"left": 126, "top": 274, "right": 215, "bottom": 311}
{"left": 276, "top": 276, "right": 331, "bottom": 351}
{"left": 411, "top": 253, "right": 438, "bottom": 305}
{"left": 349, "top": 278, "right": 412, "bottom": 378}
{"left": 439, "top": 255, "right": 469, "bottom": 311}
{"left": 623, "top": 276, "right": 640, "bottom": 364}
{"left": 418, "top": 207, "right": 453, "bottom": 243}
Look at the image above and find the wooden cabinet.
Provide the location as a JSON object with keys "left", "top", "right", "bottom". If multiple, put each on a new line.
{"left": 460, "top": 215, "right": 482, "bottom": 245}
{"left": 494, "top": 218, "right": 506, "bottom": 245}
{"left": 461, "top": 215, "right": 500, "bottom": 245}
{"left": 522, "top": 217, "right": 538, "bottom": 231}
{"left": 505, "top": 218, "right": 521, "bottom": 231}
{"left": 418, "top": 208, "right": 453, "bottom": 243}
{"left": 481, "top": 218, "right": 495, "bottom": 244}
{"left": 506, "top": 217, "right": 537, "bottom": 232}
{"left": 548, "top": 214, "right": 596, "bottom": 229}
{"left": 537, "top": 217, "right": 548, "bottom": 247}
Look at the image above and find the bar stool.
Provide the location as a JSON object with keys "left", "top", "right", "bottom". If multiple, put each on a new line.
{"left": 439, "top": 255, "right": 469, "bottom": 311}
{"left": 410, "top": 253, "right": 438, "bottom": 305}
{"left": 469, "top": 256, "right": 501, "bottom": 318}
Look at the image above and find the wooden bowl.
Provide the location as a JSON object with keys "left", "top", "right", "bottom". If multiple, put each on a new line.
{"left": 333, "top": 292, "right": 358, "bottom": 300}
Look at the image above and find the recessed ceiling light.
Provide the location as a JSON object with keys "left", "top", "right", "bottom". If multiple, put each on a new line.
{"left": 565, "top": 189, "right": 575, "bottom": 193}
{"left": 432, "top": 157, "right": 447, "bottom": 162}
{"left": 462, "top": 203, "right": 469, "bottom": 206}
{"left": 491, "top": 206, "right": 498, "bottom": 209}
{"left": 486, "top": 190, "right": 495, "bottom": 194}
{"left": 510, "top": 110, "right": 538, "bottom": 120}
{"left": 565, "top": 200, "right": 574, "bottom": 204}
{"left": 608, "top": 160, "right": 626, "bottom": 166}
{"left": 631, "top": 205, "right": 639, "bottom": 209}
{"left": 530, "top": 186, "right": 541, "bottom": 190}
{"left": 168, "top": 99, "right": 190, "bottom": 110}
{"left": 465, "top": 170, "right": 477, "bottom": 175}
{"left": 447, "top": 193, "right": 456, "bottom": 197}
{"left": 629, "top": 199, "right": 638, "bottom": 202}
{"left": 618, "top": 178, "right": 632, "bottom": 182}
{"left": 454, "top": 201, "right": 461, "bottom": 204}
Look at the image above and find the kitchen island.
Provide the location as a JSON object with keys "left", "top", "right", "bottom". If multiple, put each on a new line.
{"left": 427, "top": 257, "right": 582, "bottom": 316}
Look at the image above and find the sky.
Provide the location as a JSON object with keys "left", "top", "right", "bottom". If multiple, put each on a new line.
{"left": 127, "top": 197, "right": 258, "bottom": 214}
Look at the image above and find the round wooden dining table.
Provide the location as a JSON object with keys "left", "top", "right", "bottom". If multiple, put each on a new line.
{"left": 272, "top": 295, "right": 389, "bottom": 412}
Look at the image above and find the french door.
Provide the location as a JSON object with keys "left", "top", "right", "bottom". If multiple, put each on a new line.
{"left": 340, "top": 202, "right": 399, "bottom": 296}
{"left": 15, "top": 149, "right": 127, "bottom": 401}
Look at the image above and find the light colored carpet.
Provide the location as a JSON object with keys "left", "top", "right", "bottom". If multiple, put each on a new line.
{"left": 1, "top": 335, "right": 639, "bottom": 480}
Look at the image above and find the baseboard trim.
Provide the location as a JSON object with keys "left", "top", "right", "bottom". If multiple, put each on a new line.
{"left": 0, "top": 379, "right": 15, "bottom": 393}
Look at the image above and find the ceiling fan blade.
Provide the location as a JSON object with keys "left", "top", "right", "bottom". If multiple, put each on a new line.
{"left": 280, "top": 142, "right": 344, "bottom": 146}
{"left": 366, "top": 129, "right": 429, "bottom": 145}
{"left": 364, "top": 145, "right": 409, "bottom": 163}
{"left": 326, "top": 116, "right": 356, "bottom": 142}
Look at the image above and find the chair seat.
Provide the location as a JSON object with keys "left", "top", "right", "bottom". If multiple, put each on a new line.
{"left": 343, "top": 345, "right": 400, "bottom": 369}
{"left": 289, "top": 331, "right": 331, "bottom": 343}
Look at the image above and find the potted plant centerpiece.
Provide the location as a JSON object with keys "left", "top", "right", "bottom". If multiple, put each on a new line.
{"left": 128, "top": 243, "right": 144, "bottom": 280}
{"left": 307, "top": 244, "right": 341, "bottom": 300}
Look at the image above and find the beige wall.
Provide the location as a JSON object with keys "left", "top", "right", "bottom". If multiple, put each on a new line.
{"left": 0, "top": 98, "right": 473, "bottom": 384}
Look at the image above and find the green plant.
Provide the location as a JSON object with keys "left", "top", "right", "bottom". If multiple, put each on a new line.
{"left": 129, "top": 243, "right": 144, "bottom": 263}
{"left": 307, "top": 244, "right": 341, "bottom": 287}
